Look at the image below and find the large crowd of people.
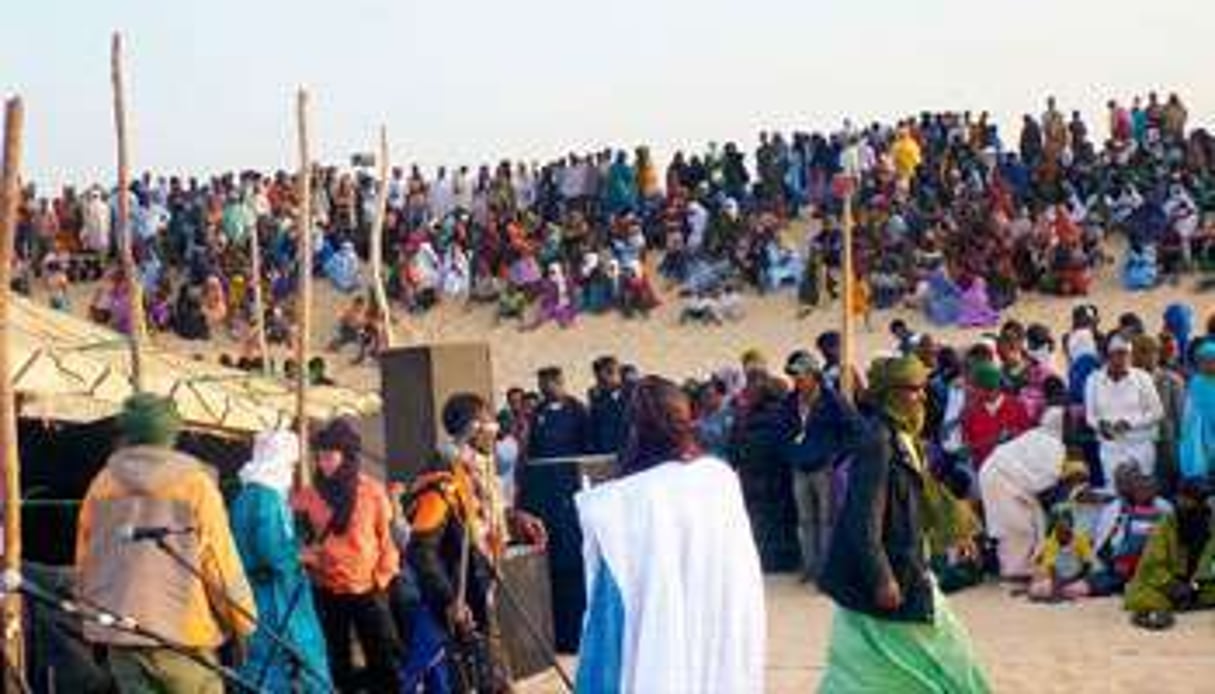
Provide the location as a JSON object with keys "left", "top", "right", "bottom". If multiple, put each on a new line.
{"left": 68, "top": 296, "right": 1215, "bottom": 692}
{"left": 12, "top": 91, "right": 1215, "bottom": 375}
{"left": 46, "top": 91, "right": 1215, "bottom": 693}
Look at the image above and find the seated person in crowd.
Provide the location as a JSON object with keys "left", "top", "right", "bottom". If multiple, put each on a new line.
{"left": 1029, "top": 506, "right": 1095, "bottom": 602}
{"left": 1125, "top": 480, "right": 1215, "bottom": 630}
{"left": 1089, "top": 464, "right": 1172, "bottom": 596}
{"left": 329, "top": 296, "right": 368, "bottom": 353}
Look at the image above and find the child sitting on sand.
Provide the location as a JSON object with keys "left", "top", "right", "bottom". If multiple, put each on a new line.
{"left": 1029, "top": 506, "right": 1095, "bottom": 601}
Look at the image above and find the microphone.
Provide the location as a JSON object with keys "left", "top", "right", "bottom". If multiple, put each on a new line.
{"left": 119, "top": 525, "right": 197, "bottom": 543}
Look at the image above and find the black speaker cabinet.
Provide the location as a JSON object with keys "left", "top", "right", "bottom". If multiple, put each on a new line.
{"left": 379, "top": 343, "right": 494, "bottom": 481}
{"left": 498, "top": 546, "right": 555, "bottom": 680}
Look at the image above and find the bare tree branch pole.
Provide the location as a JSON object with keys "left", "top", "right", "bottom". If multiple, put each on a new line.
{"left": 248, "top": 205, "right": 271, "bottom": 376}
{"left": 111, "top": 32, "right": 147, "bottom": 393}
{"left": 0, "top": 95, "right": 27, "bottom": 688}
{"left": 295, "top": 89, "right": 313, "bottom": 485}
{"left": 369, "top": 126, "right": 395, "bottom": 349}
{"left": 840, "top": 190, "right": 856, "bottom": 398}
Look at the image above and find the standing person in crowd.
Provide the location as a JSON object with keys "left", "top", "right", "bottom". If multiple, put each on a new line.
{"left": 407, "top": 393, "right": 548, "bottom": 693}
{"left": 576, "top": 376, "right": 765, "bottom": 694}
{"left": 695, "top": 373, "right": 736, "bottom": 459}
{"left": 229, "top": 430, "right": 332, "bottom": 693}
{"left": 587, "top": 355, "right": 630, "bottom": 456}
{"left": 779, "top": 350, "right": 862, "bottom": 584}
{"left": 1180, "top": 340, "right": 1215, "bottom": 481}
{"left": 1132, "top": 335, "right": 1186, "bottom": 493}
{"left": 293, "top": 419, "right": 402, "bottom": 692}
{"left": 518, "top": 366, "right": 591, "bottom": 653}
{"left": 1085, "top": 336, "right": 1165, "bottom": 490}
{"left": 76, "top": 395, "right": 257, "bottom": 692}
{"left": 819, "top": 357, "right": 990, "bottom": 693}
{"left": 816, "top": 330, "right": 863, "bottom": 395}
{"left": 732, "top": 358, "right": 800, "bottom": 573}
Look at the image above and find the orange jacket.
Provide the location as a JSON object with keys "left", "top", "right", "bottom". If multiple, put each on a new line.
{"left": 294, "top": 473, "right": 400, "bottom": 595}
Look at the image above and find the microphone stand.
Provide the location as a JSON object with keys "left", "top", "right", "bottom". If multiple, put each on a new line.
{"left": 3, "top": 571, "right": 262, "bottom": 693}
{"left": 147, "top": 537, "right": 333, "bottom": 694}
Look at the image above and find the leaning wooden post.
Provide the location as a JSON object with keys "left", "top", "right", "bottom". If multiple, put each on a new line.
{"left": 248, "top": 206, "right": 271, "bottom": 376}
{"left": 0, "top": 96, "right": 26, "bottom": 687}
{"left": 111, "top": 32, "right": 147, "bottom": 392}
{"left": 295, "top": 89, "right": 314, "bottom": 485}
{"left": 835, "top": 171, "right": 858, "bottom": 399}
{"left": 369, "top": 126, "right": 396, "bottom": 349}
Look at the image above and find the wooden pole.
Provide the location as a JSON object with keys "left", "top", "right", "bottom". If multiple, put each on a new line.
{"left": 0, "top": 96, "right": 26, "bottom": 688}
{"left": 369, "top": 126, "right": 395, "bottom": 349}
{"left": 840, "top": 190, "right": 856, "bottom": 398}
{"left": 295, "top": 89, "right": 313, "bottom": 485}
{"left": 248, "top": 203, "right": 271, "bottom": 376}
{"left": 111, "top": 32, "right": 147, "bottom": 392}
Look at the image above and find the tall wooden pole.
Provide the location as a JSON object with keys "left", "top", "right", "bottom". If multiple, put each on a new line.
{"left": 295, "top": 89, "right": 313, "bottom": 485}
{"left": 248, "top": 205, "right": 271, "bottom": 376}
{"left": 0, "top": 96, "right": 26, "bottom": 687}
{"left": 111, "top": 32, "right": 147, "bottom": 392}
{"left": 840, "top": 190, "right": 856, "bottom": 398}
{"left": 369, "top": 126, "right": 395, "bottom": 349}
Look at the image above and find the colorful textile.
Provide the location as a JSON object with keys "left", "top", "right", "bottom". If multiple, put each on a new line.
{"left": 956, "top": 277, "right": 998, "bottom": 328}
{"left": 293, "top": 474, "right": 400, "bottom": 595}
{"left": 818, "top": 586, "right": 991, "bottom": 694}
{"left": 1179, "top": 372, "right": 1215, "bottom": 480}
{"left": 230, "top": 484, "right": 332, "bottom": 693}
{"left": 924, "top": 270, "right": 962, "bottom": 327}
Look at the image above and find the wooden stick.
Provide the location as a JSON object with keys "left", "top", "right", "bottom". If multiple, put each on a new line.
{"left": 295, "top": 89, "right": 313, "bottom": 485}
{"left": 111, "top": 32, "right": 147, "bottom": 393}
{"left": 369, "top": 126, "right": 395, "bottom": 349}
{"left": 248, "top": 201, "right": 271, "bottom": 376}
{"left": 840, "top": 190, "right": 856, "bottom": 398}
{"left": 0, "top": 96, "right": 26, "bottom": 685}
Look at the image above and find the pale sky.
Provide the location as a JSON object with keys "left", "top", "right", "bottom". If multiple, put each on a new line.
{"left": 3, "top": 0, "right": 1212, "bottom": 189}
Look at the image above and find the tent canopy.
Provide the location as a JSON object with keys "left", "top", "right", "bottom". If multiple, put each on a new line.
{"left": 8, "top": 296, "right": 380, "bottom": 433}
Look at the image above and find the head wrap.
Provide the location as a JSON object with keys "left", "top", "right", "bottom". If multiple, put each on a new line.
{"left": 866, "top": 356, "right": 929, "bottom": 434}
{"left": 971, "top": 361, "right": 1002, "bottom": 391}
{"left": 240, "top": 430, "right": 300, "bottom": 495}
{"left": 1195, "top": 339, "right": 1215, "bottom": 364}
{"left": 1163, "top": 303, "right": 1193, "bottom": 360}
{"left": 313, "top": 418, "right": 363, "bottom": 535}
{"left": 118, "top": 394, "right": 182, "bottom": 447}
{"left": 784, "top": 350, "right": 823, "bottom": 377}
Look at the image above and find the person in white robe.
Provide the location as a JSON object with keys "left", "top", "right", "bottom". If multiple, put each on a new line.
{"left": 978, "top": 407, "right": 1068, "bottom": 579}
{"left": 575, "top": 376, "right": 765, "bottom": 694}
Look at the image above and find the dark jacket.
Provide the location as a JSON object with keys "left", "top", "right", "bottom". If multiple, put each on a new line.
{"left": 778, "top": 388, "right": 863, "bottom": 473}
{"left": 587, "top": 387, "right": 629, "bottom": 456}
{"left": 818, "top": 408, "right": 935, "bottom": 623}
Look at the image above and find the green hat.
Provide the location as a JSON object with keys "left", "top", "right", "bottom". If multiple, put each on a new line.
{"left": 868, "top": 356, "right": 928, "bottom": 394}
{"left": 118, "top": 393, "right": 182, "bottom": 447}
{"left": 971, "top": 361, "right": 1002, "bottom": 391}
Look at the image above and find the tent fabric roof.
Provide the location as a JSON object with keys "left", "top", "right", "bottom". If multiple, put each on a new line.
{"left": 7, "top": 296, "right": 380, "bottom": 432}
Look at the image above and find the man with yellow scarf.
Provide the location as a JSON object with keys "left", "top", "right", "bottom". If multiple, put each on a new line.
{"left": 818, "top": 356, "right": 991, "bottom": 693}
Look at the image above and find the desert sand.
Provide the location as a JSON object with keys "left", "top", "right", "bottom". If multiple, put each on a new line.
{"left": 518, "top": 577, "right": 1215, "bottom": 693}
